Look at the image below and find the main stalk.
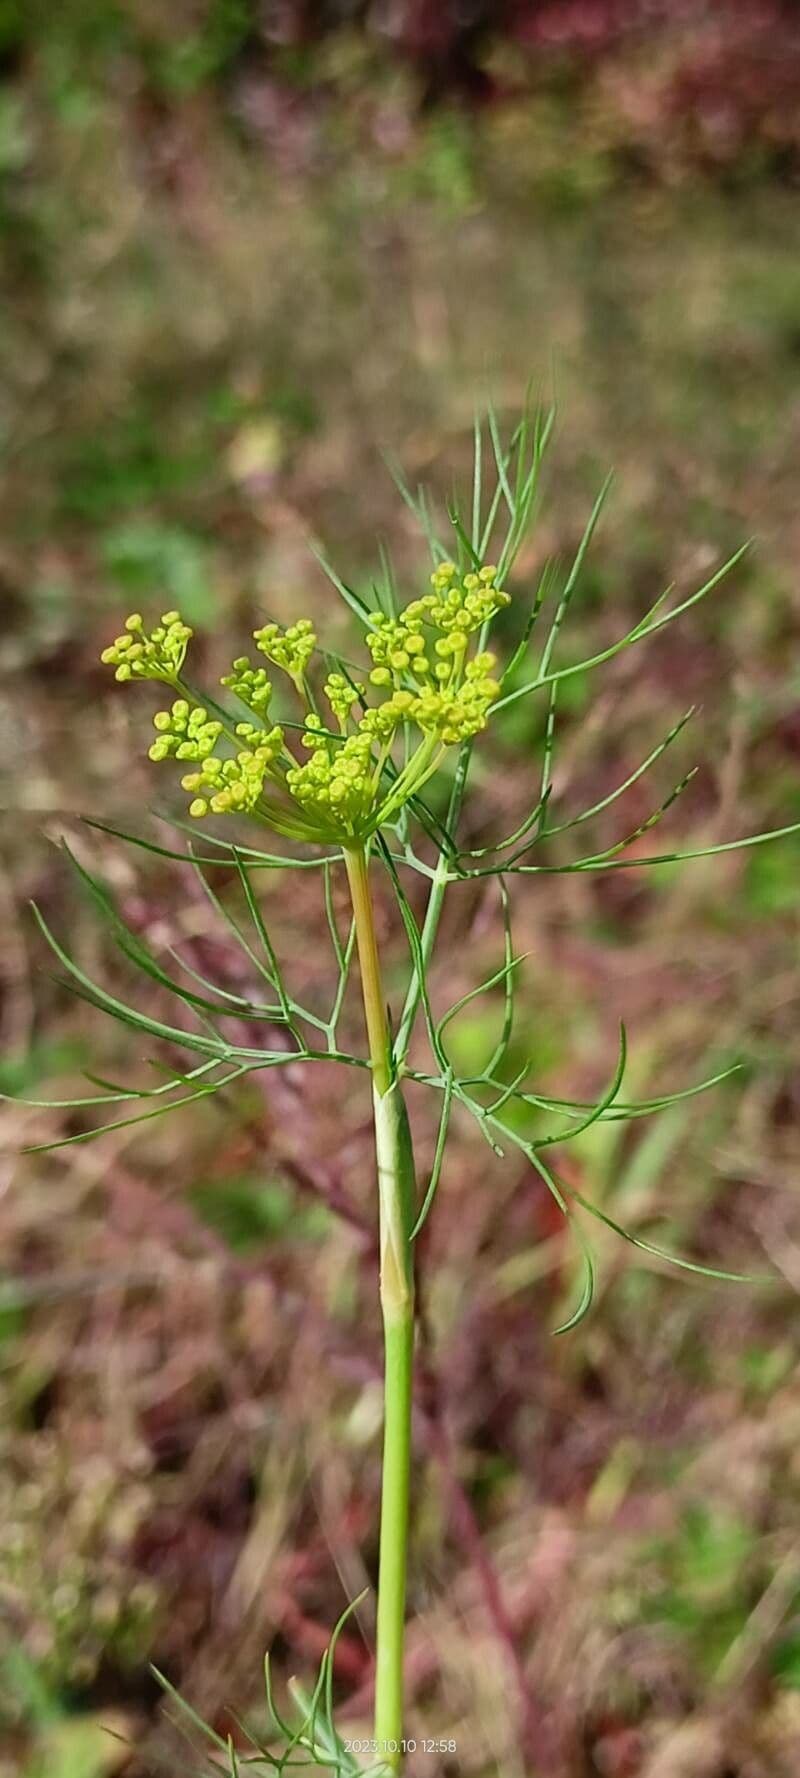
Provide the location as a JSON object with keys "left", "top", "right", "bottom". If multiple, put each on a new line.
{"left": 344, "top": 843, "right": 416, "bottom": 1774}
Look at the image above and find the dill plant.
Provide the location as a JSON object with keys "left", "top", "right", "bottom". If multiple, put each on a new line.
{"left": 21, "top": 406, "right": 797, "bottom": 1774}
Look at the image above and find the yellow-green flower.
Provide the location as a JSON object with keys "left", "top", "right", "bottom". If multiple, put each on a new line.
{"left": 220, "top": 657, "right": 274, "bottom": 717}
{"left": 254, "top": 618, "right": 316, "bottom": 684}
{"left": 325, "top": 672, "right": 364, "bottom": 728}
{"left": 180, "top": 726, "right": 285, "bottom": 818}
{"left": 100, "top": 611, "right": 192, "bottom": 684}
{"left": 102, "top": 573, "right": 508, "bottom": 842}
{"left": 148, "top": 700, "right": 222, "bottom": 763}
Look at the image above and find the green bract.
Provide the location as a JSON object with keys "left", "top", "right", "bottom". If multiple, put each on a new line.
{"left": 100, "top": 562, "right": 509, "bottom": 845}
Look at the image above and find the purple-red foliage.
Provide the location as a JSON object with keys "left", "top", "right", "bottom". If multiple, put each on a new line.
{"left": 253, "top": 0, "right": 800, "bottom": 169}
{"left": 665, "top": 1, "right": 800, "bottom": 172}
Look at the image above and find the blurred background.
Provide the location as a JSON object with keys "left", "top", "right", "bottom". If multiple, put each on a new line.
{"left": 2, "top": 3, "right": 800, "bottom": 1774}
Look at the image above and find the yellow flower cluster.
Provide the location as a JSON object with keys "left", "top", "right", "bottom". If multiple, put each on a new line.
{"left": 148, "top": 699, "right": 222, "bottom": 763}
{"left": 100, "top": 611, "right": 192, "bottom": 683}
{"left": 325, "top": 671, "right": 364, "bottom": 728}
{"left": 426, "top": 560, "right": 509, "bottom": 633}
{"left": 287, "top": 718, "right": 375, "bottom": 827}
{"left": 220, "top": 656, "right": 273, "bottom": 717}
{"left": 254, "top": 618, "right": 316, "bottom": 683}
{"left": 366, "top": 616, "right": 429, "bottom": 685}
{"left": 407, "top": 655, "right": 501, "bottom": 745}
{"left": 366, "top": 562, "right": 509, "bottom": 692}
{"left": 181, "top": 726, "right": 284, "bottom": 818}
{"left": 102, "top": 563, "right": 509, "bottom": 839}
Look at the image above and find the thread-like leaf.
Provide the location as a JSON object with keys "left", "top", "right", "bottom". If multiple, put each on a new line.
{"left": 569, "top": 1190, "right": 767, "bottom": 1285}
{"left": 551, "top": 708, "right": 696, "bottom": 839}
{"left": 481, "top": 880, "right": 518, "bottom": 1080}
{"left": 492, "top": 819, "right": 800, "bottom": 877}
{"left": 264, "top": 1653, "right": 295, "bottom": 1745}
{"left": 377, "top": 837, "right": 446, "bottom": 1072}
{"left": 436, "top": 948, "right": 530, "bottom": 1054}
{"left": 1, "top": 1056, "right": 221, "bottom": 1111}
{"left": 538, "top": 473, "right": 614, "bottom": 680}
{"left": 471, "top": 413, "right": 483, "bottom": 553}
{"left": 65, "top": 844, "right": 257, "bottom": 1021}
{"left": 309, "top": 541, "right": 376, "bottom": 628}
{"left": 83, "top": 815, "right": 338, "bottom": 871}
{"left": 447, "top": 503, "right": 482, "bottom": 570}
{"left": 231, "top": 848, "right": 311, "bottom": 1033}
{"left": 32, "top": 902, "right": 229, "bottom": 1058}
{"left": 374, "top": 540, "right": 399, "bottom": 620}
{"left": 322, "top": 1590, "right": 370, "bottom": 1760}
{"left": 190, "top": 852, "right": 307, "bottom": 1036}
{"left": 484, "top": 1063, "right": 530, "bottom": 1115}
{"left": 410, "top": 1067, "right": 454, "bottom": 1239}
{"left": 498, "top": 560, "right": 557, "bottom": 691}
{"left": 496, "top": 401, "right": 556, "bottom": 580}
{"left": 535, "top": 1021, "right": 628, "bottom": 1149}
{"left": 494, "top": 542, "right": 751, "bottom": 714}
{"left": 551, "top": 1225, "right": 596, "bottom": 1336}
{"left": 152, "top": 1667, "right": 230, "bottom": 1754}
{"left": 382, "top": 452, "right": 448, "bottom": 565}
{"left": 515, "top": 1060, "right": 741, "bottom": 1123}
{"left": 486, "top": 399, "right": 514, "bottom": 521}
{"left": 22, "top": 1065, "right": 251, "bottom": 1153}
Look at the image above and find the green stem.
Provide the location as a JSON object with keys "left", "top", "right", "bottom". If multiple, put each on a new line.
{"left": 394, "top": 731, "right": 476, "bottom": 1067}
{"left": 393, "top": 622, "right": 493, "bottom": 1067}
{"left": 344, "top": 844, "right": 415, "bottom": 1775}
{"left": 374, "top": 1293, "right": 414, "bottom": 1769}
